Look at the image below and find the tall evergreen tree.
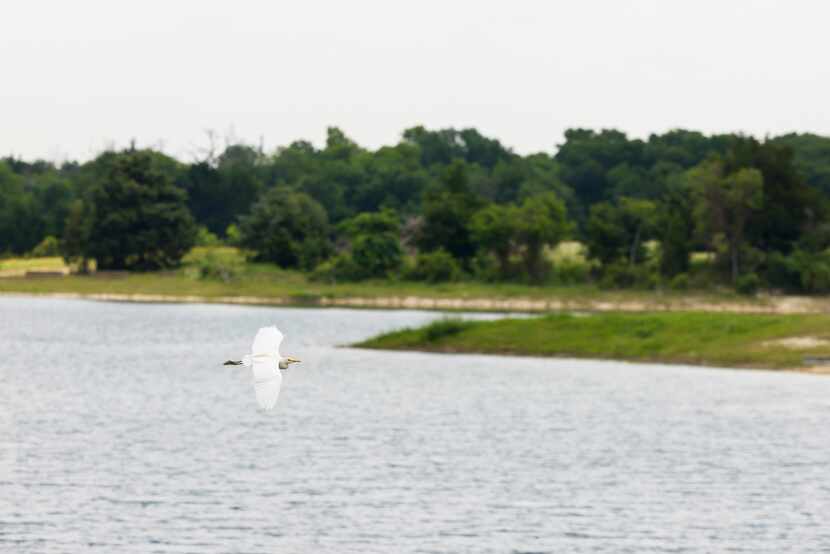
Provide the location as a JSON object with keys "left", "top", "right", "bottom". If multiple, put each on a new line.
{"left": 84, "top": 150, "right": 197, "bottom": 270}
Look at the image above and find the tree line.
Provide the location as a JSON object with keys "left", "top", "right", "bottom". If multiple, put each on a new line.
{"left": 3, "top": 126, "right": 830, "bottom": 293}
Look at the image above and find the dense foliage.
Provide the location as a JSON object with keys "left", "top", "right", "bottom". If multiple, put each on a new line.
{"left": 237, "top": 187, "right": 331, "bottom": 270}
{"left": 72, "top": 150, "right": 196, "bottom": 270}
{"left": 2, "top": 126, "right": 830, "bottom": 293}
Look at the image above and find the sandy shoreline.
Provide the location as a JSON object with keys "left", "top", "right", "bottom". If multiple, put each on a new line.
{"left": 3, "top": 290, "right": 830, "bottom": 314}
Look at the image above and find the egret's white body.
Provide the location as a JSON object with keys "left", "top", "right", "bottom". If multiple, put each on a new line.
{"left": 227, "top": 325, "right": 300, "bottom": 410}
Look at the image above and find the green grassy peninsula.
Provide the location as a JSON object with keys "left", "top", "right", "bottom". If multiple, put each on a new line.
{"left": 356, "top": 312, "right": 830, "bottom": 371}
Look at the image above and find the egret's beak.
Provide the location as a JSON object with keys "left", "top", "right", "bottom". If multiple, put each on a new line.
{"left": 287, "top": 357, "right": 301, "bottom": 364}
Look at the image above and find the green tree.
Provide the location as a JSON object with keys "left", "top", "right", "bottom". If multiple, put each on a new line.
{"left": 341, "top": 210, "right": 403, "bottom": 278}
{"left": 620, "top": 198, "right": 658, "bottom": 266}
{"left": 402, "top": 126, "right": 513, "bottom": 169}
{"left": 690, "top": 161, "right": 763, "bottom": 283}
{"left": 416, "top": 160, "right": 483, "bottom": 263}
{"left": 60, "top": 199, "right": 90, "bottom": 272}
{"left": 294, "top": 127, "right": 366, "bottom": 223}
{"left": 471, "top": 203, "right": 518, "bottom": 278}
{"left": 353, "top": 143, "right": 430, "bottom": 214}
{"left": 607, "top": 163, "right": 656, "bottom": 199}
{"left": 407, "top": 249, "right": 462, "bottom": 283}
{"left": 84, "top": 150, "right": 197, "bottom": 270}
{"left": 30, "top": 171, "right": 74, "bottom": 239}
{"left": 0, "top": 162, "right": 53, "bottom": 254}
{"left": 267, "top": 140, "right": 320, "bottom": 186}
{"left": 585, "top": 203, "right": 624, "bottom": 266}
{"left": 1, "top": 158, "right": 78, "bottom": 252}
{"left": 767, "top": 249, "right": 830, "bottom": 294}
{"left": 181, "top": 144, "right": 265, "bottom": 236}
{"left": 724, "top": 137, "right": 815, "bottom": 253}
{"left": 514, "top": 192, "right": 572, "bottom": 281}
{"left": 643, "top": 129, "right": 730, "bottom": 168}
{"left": 341, "top": 208, "right": 400, "bottom": 236}
{"left": 555, "top": 129, "right": 646, "bottom": 208}
{"left": 657, "top": 188, "right": 694, "bottom": 277}
{"left": 770, "top": 133, "right": 830, "bottom": 196}
{"left": 238, "top": 187, "right": 331, "bottom": 269}
{"left": 0, "top": 162, "right": 26, "bottom": 253}
{"left": 586, "top": 198, "right": 657, "bottom": 267}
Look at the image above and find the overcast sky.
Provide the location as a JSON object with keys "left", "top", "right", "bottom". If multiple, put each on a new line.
{"left": 3, "top": 0, "right": 828, "bottom": 161}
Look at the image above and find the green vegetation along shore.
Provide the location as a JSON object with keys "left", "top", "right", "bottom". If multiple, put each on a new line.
{"left": 6, "top": 127, "right": 830, "bottom": 300}
{"left": 4, "top": 249, "right": 830, "bottom": 314}
{"left": 355, "top": 312, "right": 830, "bottom": 371}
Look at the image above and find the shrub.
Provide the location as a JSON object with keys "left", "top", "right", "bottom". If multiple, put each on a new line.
{"left": 792, "top": 251, "right": 830, "bottom": 293}
{"left": 423, "top": 319, "right": 470, "bottom": 342}
{"left": 765, "top": 252, "right": 800, "bottom": 292}
{"left": 406, "top": 249, "right": 462, "bottom": 283}
{"left": 225, "top": 224, "right": 242, "bottom": 246}
{"left": 298, "top": 237, "right": 336, "bottom": 272}
{"left": 469, "top": 252, "right": 501, "bottom": 282}
{"left": 238, "top": 187, "right": 331, "bottom": 269}
{"left": 735, "top": 273, "right": 760, "bottom": 295}
{"left": 598, "top": 262, "right": 656, "bottom": 290}
{"left": 310, "top": 253, "right": 364, "bottom": 283}
{"left": 551, "top": 259, "right": 591, "bottom": 286}
{"left": 687, "top": 260, "right": 719, "bottom": 289}
{"left": 195, "top": 251, "right": 240, "bottom": 282}
{"left": 195, "top": 226, "right": 221, "bottom": 247}
{"left": 766, "top": 250, "right": 830, "bottom": 294}
{"left": 350, "top": 234, "right": 402, "bottom": 278}
{"left": 669, "top": 273, "right": 690, "bottom": 291}
{"left": 30, "top": 236, "right": 60, "bottom": 257}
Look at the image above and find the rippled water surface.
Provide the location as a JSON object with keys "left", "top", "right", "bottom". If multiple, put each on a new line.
{"left": 2, "top": 297, "right": 830, "bottom": 553}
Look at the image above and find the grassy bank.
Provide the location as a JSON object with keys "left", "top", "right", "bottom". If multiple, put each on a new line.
{"left": 2, "top": 248, "right": 830, "bottom": 315}
{"left": 0, "top": 248, "right": 748, "bottom": 308}
{"left": 0, "top": 271, "right": 755, "bottom": 312}
{"left": 355, "top": 312, "right": 830, "bottom": 370}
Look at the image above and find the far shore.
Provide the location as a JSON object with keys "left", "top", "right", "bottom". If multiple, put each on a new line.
{"left": 3, "top": 288, "right": 830, "bottom": 315}
{"left": 5, "top": 249, "right": 830, "bottom": 316}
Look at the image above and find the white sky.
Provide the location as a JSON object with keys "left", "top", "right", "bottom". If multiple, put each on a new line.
{"left": 2, "top": 0, "right": 828, "bottom": 161}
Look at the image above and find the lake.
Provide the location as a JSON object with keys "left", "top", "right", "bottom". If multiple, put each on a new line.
{"left": 1, "top": 296, "right": 829, "bottom": 553}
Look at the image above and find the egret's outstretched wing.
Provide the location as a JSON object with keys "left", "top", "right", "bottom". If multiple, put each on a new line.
{"left": 251, "top": 325, "right": 284, "bottom": 358}
{"left": 249, "top": 325, "right": 285, "bottom": 410}
{"left": 251, "top": 356, "right": 282, "bottom": 410}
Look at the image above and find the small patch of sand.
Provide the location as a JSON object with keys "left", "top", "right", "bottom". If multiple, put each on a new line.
{"left": 762, "top": 337, "right": 830, "bottom": 349}
{"left": 789, "top": 366, "right": 830, "bottom": 375}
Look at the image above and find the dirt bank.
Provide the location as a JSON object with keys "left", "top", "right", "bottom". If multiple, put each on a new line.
{"left": 5, "top": 290, "right": 830, "bottom": 314}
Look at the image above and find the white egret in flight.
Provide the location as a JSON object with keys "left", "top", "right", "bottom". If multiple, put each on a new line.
{"left": 224, "top": 325, "right": 300, "bottom": 410}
